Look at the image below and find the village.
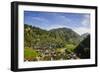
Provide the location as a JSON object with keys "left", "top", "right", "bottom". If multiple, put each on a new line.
{"left": 25, "top": 47, "right": 78, "bottom": 61}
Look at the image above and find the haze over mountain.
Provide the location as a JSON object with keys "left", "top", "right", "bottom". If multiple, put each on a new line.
{"left": 80, "top": 33, "right": 90, "bottom": 41}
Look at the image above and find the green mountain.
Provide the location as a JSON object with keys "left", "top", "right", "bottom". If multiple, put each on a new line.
{"left": 80, "top": 33, "right": 90, "bottom": 41}
{"left": 49, "top": 28, "right": 81, "bottom": 45}
{"left": 74, "top": 35, "right": 90, "bottom": 59}
{"left": 24, "top": 24, "right": 81, "bottom": 49}
{"left": 24, "top": 24, "right": 91, "bottom": 61}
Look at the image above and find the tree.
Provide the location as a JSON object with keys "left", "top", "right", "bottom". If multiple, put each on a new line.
{"left": 74, "top": 35, "right": 90, "bottom": 59}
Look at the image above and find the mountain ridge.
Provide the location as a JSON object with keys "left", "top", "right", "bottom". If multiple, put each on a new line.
{"left": 24, "top": 24, "right": 81, "bottom": 49}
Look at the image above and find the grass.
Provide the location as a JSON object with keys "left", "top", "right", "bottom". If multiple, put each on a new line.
{"left": 24, "top": 48, "right": 41, "bottom": 61}
{"left": 56, "top": 44, "right": 76, "bottom": 53}
{"left": 24, "top": 44, "right": 77, "bottom": 61}
{"left": 65, "top": 44, "right": 76, "bottom": 52}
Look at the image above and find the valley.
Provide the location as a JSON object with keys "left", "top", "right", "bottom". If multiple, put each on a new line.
{"left": 24, "top": 24, "right": 90, "bottom": 61}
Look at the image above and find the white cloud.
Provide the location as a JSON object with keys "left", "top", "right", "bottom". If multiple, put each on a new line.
{"left": 43, "top": 24, "right": 66, "bottom": 30}
{"left": 32, "top": 17, "right": 49, "bottom": 23}
{"left": 81, "top": 14, "right": 90, "bottom": 27}
{"left": 73, "top": 14, "right": 90, "bottom": 35}
{"left": 73, "top": 27, "right": 90, "bottom": 35}
{"left": 30, "top": 13, "right": 90, "bottom": 35}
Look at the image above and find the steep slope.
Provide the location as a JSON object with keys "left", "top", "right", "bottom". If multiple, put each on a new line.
{"left": 49, "top": 28, "right": 81, "bottom": 45}
{"left": 24, "top": 24, "right": 81, "bottom": 49}
{"left": 74, "top": 35, "right": 90, "bottom": 59}
{"left": 80, "top": 33, "right": 90, "bottom": 41}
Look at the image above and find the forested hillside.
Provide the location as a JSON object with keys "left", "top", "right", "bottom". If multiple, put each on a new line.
{"left": 24, "top": 24, "right": 90, "bottom": 61}
{"left": 24, "top": 24, "right": 80, "bottom": 49}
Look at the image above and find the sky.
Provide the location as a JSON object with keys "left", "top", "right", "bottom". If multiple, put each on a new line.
{"left": 24, "top": 11, "right": 90, "bottom": 35}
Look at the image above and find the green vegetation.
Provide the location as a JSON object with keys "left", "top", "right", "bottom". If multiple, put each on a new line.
{"left": 24, "top": 48, "right": 41, "bottom": 61}
{"left": 65, "top": 44, "right": 76, "bottom": 52}
{"left": 74, "top": 35, "right": 90, "bottom": 59}
{"left": 24, "top": 24, "right": 90, "bottom": 61}
{"left": 24, "top": 24, "right": 80, "bottom": 49}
